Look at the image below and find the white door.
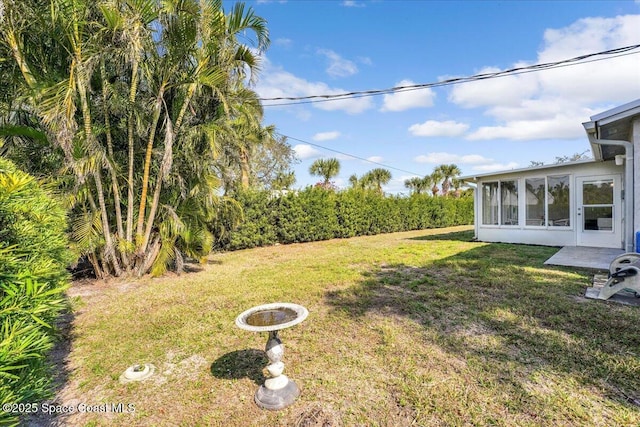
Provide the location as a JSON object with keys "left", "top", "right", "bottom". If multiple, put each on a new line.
{"left": 576, "top": 175, "right": 622, "bottom": 248}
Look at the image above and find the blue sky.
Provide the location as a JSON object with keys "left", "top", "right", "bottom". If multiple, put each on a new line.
{"left": 240, "top": 0, "right": 640, "bottom": 193}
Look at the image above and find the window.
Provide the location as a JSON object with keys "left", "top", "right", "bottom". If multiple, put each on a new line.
{"left": 548, "top": 175, "right": 570, "bottom": 227}
{"left": 525, "top": 175, "right": 570, "bottom": 227}
{"left": 582, "top": 179, "right": 613, "bottom": 231}
{"left": 526, "top": 177, "right": 545, "bottom": 226}
{"left": 500, "top": 180, "right": 518, "bottom": 225}
{"left": 482, "top": 180, "right": 518, "bottom": 226}
{"left": 482, "top": 182, "right": 498, "bottom": 225}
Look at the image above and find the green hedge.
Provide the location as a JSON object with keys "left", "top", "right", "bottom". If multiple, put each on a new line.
{"left": 217, "top": 188, "right": 473, "bottom": 250}
{"left": 0, "top": 158, "right": 72, "bottom": 426}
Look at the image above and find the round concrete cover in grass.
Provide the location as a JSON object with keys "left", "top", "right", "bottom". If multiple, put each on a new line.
{"left": 119, "top": 364, "right": 155, "bottom": 383}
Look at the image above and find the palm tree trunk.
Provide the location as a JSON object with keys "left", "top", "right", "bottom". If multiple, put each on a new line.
{"left": 126, "top": 59, "right": 140, "bottom": 245}
{"left": 240, "top": 149, "right": 250, "bottom": 189}
{"left": 175, "top": 82, "right": 197, "bottom": 130}
{"left": 442, "top": 179, "right": 451, "bottom": 195}
{"left": 76, "top": 58, "right": 122, "bottom": 276}
{"left": 5, "top": 28, "right": 37, "bottom": 89}
{"left": 136, "top": 82, "right": 193, "bottom": 267}
{"left": 100, "top": 61, "right": 126, "bottom": 247}
{"left": 93, "top": 169, "right": 122, "bottom": 275}
{"left": 136, "top": 235, "right": 161, "bottom": 277}
{"left": 136, "top": 84, "right": 165, "bottom": 238}
{"left": 141, "top": 113, "right": 174, "bottom": 256}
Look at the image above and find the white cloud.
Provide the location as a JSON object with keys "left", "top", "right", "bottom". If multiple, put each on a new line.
{"left": 413, "top": 152, "right": 518, "bottom": 174}
{"left": 293, "top": 144, "right": 322, "bottom": 160}
{"left": 256, "top": 59, "right": 373, "bottom": 114}
{"left": 335, "top": 154, "right": 354, "bottom": 161}
{"left": 536, "top": 15, "right": 640, "bottom": 104}
{"left": 448, "top": 15, "right": 640, "bottom": 141}
{"left": 342, "top": 1, "right": 365, "bottom": 7}
{"left": 381, "top": 80, "right": 436, "bottom": 112}
{"left": 467, "top": 117, "right": 584, "bottom": 141}
{"left": 466, "top": 98, "right": 595, "bottom": 140}
{"left": 414, "top": 152, "right": 494, "bottom": 165}
{"left": 313, "top": 131, "right": 341, "bottom": 141}
{"left": 318, "top": 49, "right": 358, "bottom": 78}
{"left": 274, "top": 38, "right": 293, "bottom": 48}
{"left": 409, "top": 120, "right": 469, "bottom": 137}
{"left": 367, "top": 156, "right": 384, "bottom": 163}
{"left": 448, "top": 65, "right": 540, "bottom": 108}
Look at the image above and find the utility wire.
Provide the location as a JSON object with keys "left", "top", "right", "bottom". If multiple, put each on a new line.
{"left": 260, "top": 44, "right": 640, "bottom": 107}
{"left": 280, "top": 133, "right": 426, "bottom": 177}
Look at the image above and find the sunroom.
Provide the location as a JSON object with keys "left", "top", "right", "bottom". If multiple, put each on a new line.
{"left": 463, "top": 159, "right": 623, "bottom": 249}
{"left": 462, "top": 99, "right": 640, "bottom": 251}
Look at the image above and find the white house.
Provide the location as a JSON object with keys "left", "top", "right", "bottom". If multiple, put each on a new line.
{"left": 461, "top": 99, "right": 640, "bottom": 251}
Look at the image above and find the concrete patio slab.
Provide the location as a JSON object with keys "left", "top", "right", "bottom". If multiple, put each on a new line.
{"left": 544, "top": 246, "right": 625, "bottom": 270}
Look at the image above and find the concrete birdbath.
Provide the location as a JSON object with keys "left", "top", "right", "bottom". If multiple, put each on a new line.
{"left": 235, "top": 302, "right": 308, "bottom": 410}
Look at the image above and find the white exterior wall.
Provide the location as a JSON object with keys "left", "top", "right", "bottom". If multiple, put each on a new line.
{"left": 476, "top": 161, "right": 623, "bottom": 247}
{"left": 634, "top": 118, "right": 640, "bottom": 251}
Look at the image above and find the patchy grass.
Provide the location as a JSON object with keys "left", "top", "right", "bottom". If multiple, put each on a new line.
{"left": 35, "top": 226, "right": 640, "bottom": 426}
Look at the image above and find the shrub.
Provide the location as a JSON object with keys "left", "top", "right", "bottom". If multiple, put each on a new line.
{"left": 218, "top": 188, "right": 473, "bottom": 251}
{"left": 275, "top": 187, "right": 337, "bottom": 243}
{"left": 222, "top": 190, "right": 277, "bottom": 250}
{"left": 0, "top": 158, "right": 72, "bottom": 425}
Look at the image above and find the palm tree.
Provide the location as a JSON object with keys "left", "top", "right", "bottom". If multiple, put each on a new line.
{"left": 1, "top": 0, "right": 271, "bottom": 277}
{"left": 309, "top": 158, "right": 341, "bottom": 186}
{"left": 348, "top": 174, "right": 360, "bottom": 189}
{"left": 404, "top": 176, "right": 429, "bottom": 195}
{"left": 271, "top": 171, "right": 296, "bottom": 190}
{"left": 227, "top": 89, "right": 268, "bottom": 190}
{"left": 430, "top": 169, "right": 443, "bottom": 196}
{"left": 362, "top": 168, "right": 392, "bottom": 194}
{"left": 436, "top": 164, "right": 462, "bottom": 195}
{"left": 450, "top": 178, "right": 464, "bottom": 197}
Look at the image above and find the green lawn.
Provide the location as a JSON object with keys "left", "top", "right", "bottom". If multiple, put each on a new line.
{"left": 42, "top": 226, "right": 640, "bottom": 426}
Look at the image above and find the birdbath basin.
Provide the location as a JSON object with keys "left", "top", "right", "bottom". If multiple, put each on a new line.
{"left": 235, "top": 303, "right": 308, "bottom": 410}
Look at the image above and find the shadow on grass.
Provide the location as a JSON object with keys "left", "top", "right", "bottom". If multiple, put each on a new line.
{"left": 407, "top": 229, "right": 475, "bottom": 242}
{"left": 20, "top": 307, "right": 76, "bottom": 427}
{"left": 210, "top": 349, "right": 267, "bottom": 386}
{"left": 326, "top": 242, "right": 640, "bottom": 416}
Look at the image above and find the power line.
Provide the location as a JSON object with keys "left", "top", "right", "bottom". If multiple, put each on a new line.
{"left": 260, "top": 44, "right": 640, "bottom": 107}
{"left": 279, "top": 133, "right": 427, "bottom": 177}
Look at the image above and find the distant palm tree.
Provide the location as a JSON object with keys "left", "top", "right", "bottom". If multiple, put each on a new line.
{"left": 362, "top": 168, "right": 392, "bottom": 194}
{"left": 450, "top": 178, "right": 464, "bottom": 197}
{"left": 404, "top": 176, "right": 430, "bottom": 194}
{"left": 430, "top": 169, "right": 444, "bottom": 196}
{"left": 348, "top": 174, "right": 361, "bottom": 189}
{"left": 436, "top": 164, "right": 462, "bottom": 195}
{"left": 309, "top": 158, "right": 341, "bottom": 186}
{"left": 421, "top": 175, "right": 435, "bottom": 196}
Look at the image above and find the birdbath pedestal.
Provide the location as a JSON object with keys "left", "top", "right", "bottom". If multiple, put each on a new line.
{"left": 235, "top": 302, "right": 308, "bottom": 410}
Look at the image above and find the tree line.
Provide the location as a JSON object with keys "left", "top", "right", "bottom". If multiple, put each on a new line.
{"left": 306, "top": 158, "right": 465, "bottom": 196}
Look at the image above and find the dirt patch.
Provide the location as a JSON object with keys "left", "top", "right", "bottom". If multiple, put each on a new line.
{"left": 293, "top": 403, "right": 342, "bottom": 427}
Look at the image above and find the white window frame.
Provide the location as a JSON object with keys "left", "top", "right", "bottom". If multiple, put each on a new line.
{"left": 524, "top": 174, "right": 572, "bottom": 229}
{"left": 480, "top": 180, "right": 519, "bottom": 228}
